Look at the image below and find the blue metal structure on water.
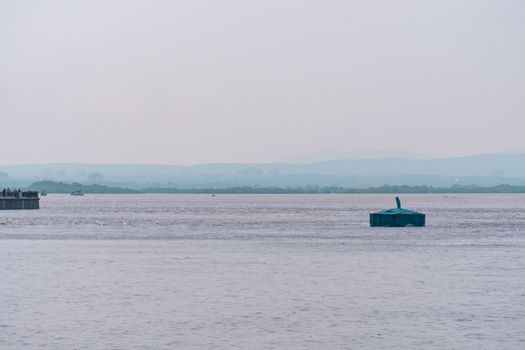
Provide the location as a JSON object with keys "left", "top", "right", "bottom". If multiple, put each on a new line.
{"left": 370, "top": 197, "right": 425, "bottom": 227}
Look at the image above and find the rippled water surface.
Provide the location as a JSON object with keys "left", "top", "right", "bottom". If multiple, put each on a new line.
{"left": 1, "top": 194, "right": 525, "bottom": 349}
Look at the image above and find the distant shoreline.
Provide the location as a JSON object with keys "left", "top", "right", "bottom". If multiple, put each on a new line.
{"left": 24, "top": 181, "right": 525, "bottom": 194}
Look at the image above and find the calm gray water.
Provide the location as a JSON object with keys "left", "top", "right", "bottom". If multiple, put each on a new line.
{"left": 1, "top": 194, "right": 525, "bottom": 349}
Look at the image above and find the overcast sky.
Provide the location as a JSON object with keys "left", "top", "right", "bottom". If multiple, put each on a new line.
{"left": 1, "top": 0, "right": 524, "bottom": 164}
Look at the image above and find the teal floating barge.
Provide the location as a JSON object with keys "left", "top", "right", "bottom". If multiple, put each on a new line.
{"left": 370, "top": 197, "right": 425, "bottom": 227}
{"left": 0, "top": 189, "right": 40, "bottom": 210}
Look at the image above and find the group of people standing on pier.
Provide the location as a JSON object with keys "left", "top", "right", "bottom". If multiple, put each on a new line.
{"left": 1, "top": 188, "right": 39, "bottom": 198}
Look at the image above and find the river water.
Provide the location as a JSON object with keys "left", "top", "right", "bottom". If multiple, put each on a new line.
{"left": 1, "top": 194, "right": 524, "bottom": 349}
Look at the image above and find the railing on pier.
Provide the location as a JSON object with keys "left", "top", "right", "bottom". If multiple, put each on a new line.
{"left": 1, "top": 189, "right": 39, "bottom": 199}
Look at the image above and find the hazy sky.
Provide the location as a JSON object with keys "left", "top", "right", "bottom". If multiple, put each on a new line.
{"left": 1, "top": 0, "right": 524, "bottom": 164}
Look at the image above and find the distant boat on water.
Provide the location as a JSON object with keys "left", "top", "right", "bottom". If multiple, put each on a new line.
{"left": 71, "top": 190, "right": 84, "bottom": 196}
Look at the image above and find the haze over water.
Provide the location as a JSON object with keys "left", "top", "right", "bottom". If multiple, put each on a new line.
{"left": 1, "top": 194, "right": 525, "bottom": 349}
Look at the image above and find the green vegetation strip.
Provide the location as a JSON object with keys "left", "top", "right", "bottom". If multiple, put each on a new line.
{"left": 25, "top": 181, "right": 525, "bottom": 194}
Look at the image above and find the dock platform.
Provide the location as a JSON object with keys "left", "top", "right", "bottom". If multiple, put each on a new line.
{"left": 0, "top": 189, "right": 40, "bottom": 210}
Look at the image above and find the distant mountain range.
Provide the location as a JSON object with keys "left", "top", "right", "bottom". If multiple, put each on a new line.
{"left": 2, "top": 153, "right": 525, "bottom": 189}
{"left": 282, "top": 149, "right": 427, "bottom": 163}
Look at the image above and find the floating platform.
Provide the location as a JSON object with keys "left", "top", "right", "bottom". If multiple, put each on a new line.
{"left": 370, "top": 197, "right": 425, "bottom": 227}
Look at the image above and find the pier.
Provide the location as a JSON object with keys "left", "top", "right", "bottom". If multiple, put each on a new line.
{"left": 0, "top": 189, "right": 40, "bottom": 210}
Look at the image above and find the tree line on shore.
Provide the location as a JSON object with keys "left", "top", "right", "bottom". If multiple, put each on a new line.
{"left": 21, "top": 181, "right": 525, "bottom": 194}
